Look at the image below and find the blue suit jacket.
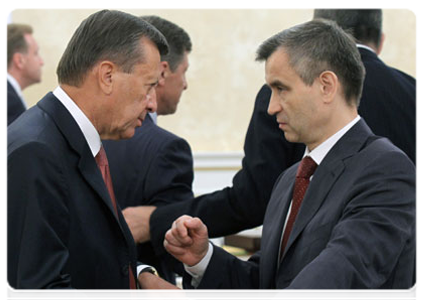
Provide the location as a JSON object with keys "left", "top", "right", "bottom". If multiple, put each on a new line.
{"left": 192, "top": 120, "right": 415, "bottom": 289}
{"left": 7, "top": 80, "right": 26, "bottom": 126}
{"left": 8, "top": 93, "right": 138, "bottom": 288}
{"left": 103, "top": 113, "right": 194, "bottom": 282}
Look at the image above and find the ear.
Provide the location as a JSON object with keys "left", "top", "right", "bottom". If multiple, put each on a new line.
{"left": 158, "top": 61, "right": 170, "bottom": 87}
{"left": 97, "top": 61, "right": 115, "bottom": 95}
{"left": 12, "top": 52, "right": 25, "bottom": 70}
{"left": 376, "top": 32, "right": 385, "bottom": 55}
{"left": 318, "top": 71, "right": 338, "bottom": 103}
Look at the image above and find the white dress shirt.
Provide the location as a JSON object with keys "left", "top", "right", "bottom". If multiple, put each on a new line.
{"left": 7, "top": 73, "right": 27, "bottom": 109}
{"left": 186, "top": 115, "right": 362, "bottom": 287}
{"left": 53, "top": 86, "right": 153, "bottom": 278}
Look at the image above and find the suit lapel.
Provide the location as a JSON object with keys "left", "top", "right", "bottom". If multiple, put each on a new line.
{"left": 37, "top": 93, "right": 120, "bottom": 224}
{"left": 260, "top": 167, "right": 296, "bottom": 288}
{"left": 281, "top": 119, "right": 375, "bottom": 258}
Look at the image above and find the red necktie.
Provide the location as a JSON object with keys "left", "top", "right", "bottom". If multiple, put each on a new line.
{"left": 280, "top": 156, "right": 318, "bottom": 258}
{"left": 95, "top": 146, "right": 137, "bottom": 289}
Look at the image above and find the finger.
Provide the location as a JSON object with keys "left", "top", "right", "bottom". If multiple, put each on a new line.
{"left": 165, "top": 229, "right": 188, "bottom": 247}
{"left": 184, "top": 217, "right": 208, "bottom": 237}
{"left": 164, "top": 240, "right": 187, "bottom": 256}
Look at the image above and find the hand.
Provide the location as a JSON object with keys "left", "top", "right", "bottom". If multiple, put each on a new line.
{"left": 138, "top": 272, "right": 187, "bottom": 300}
{"left": 164, "top": 215, "right": 209, "bottom": 267}
{"left": 122, "top": 206, "right": 156, "bottom": 243}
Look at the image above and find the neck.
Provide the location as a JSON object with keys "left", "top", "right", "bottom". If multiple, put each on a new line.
{"left": 307, "top": 106, "right": 358, "bottom": 151}
{"left": 61, "top": 84, "right": 102, "bottom": 134}
{"left": 8, "top": 69, "right": 29, "bottom": 90}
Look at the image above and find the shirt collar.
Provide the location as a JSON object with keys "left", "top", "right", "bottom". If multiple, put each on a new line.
{"left": 7, "top": 73, "right": 27, "bottom": 108}
{"left": 356, "top": 44, "right": 376, "bottom": 54}
{"left": 53, "top": 86, "right": 101, "bottom": 157}
{"left": 304, "top": 115, "right": 361, "bottom": 165}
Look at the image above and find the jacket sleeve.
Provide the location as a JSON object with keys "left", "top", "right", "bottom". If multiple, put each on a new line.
{"left": 143, "top": 137, "right": 194, "bottom": 206}
{"left": 183, "top": 244, "right": 260, "bottom": 289}
{"left": 150, "top": 85, "right": 305, "bottom": 256}
{"left": 8, "top": 142, "right": 72, "bottom": 288}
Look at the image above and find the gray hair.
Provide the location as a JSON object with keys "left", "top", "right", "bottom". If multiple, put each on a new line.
{"left": 57, "top": 10, "right": 169, "bottom": 87}
{"left": 256, "top": 19, "right": 365, "bottom": 106}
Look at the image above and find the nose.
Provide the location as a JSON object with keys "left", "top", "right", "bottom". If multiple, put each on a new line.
{"left": 146, "top": 89, "right": 157, "bottom": 113}
{"left": 183, "top": 76, "right": 188, "bottom": 90}
{"left": 267, "top": 91, "right": 281, "bottom": 116}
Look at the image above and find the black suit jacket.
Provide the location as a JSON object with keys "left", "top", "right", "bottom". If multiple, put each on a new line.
{"left": 193, "top": 120, "right": 415, "bottom": 289}
{"left": 358, "top": 47, "right": 416, "bottom": 163}
{"left": 7, "top": 80, "right": 26, "bottom": 126}
{"left": 8, "top": 93, "right": 138, "bottom": 289}
{"left": 103, "top": 113, "right": 194, "bottom": 282}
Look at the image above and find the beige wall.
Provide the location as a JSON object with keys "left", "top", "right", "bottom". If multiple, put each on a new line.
{"left": 11, "top": 9, "right": 416, "bottom": 152}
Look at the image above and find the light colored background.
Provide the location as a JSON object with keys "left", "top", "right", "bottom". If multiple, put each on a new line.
{"left": 10, "top": 9, "right": 416, "bottom": 152}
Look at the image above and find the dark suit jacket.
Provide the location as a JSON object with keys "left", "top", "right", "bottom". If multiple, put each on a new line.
{"left": 150, "top": 85, "right": 304, "bottom": 256}
{"left": 103, "top": 113, "right": 194, "bottom": 282}
{"left": 7, "top": 80, "right": 26, "bottom": 126}
{"left": 150, "top": 48, "right": 416, "bottom": 259}
{"left": 193, "top": 120, "right": 415, "bottom": 289}
{"left": 8, "top": 93, "right": 138, "bottom": 289}
{"left": 358, "top": 48, "right": 420, "bottom": 300}
{"left": 358, "top": 47, "right": 416, "bottom": 163}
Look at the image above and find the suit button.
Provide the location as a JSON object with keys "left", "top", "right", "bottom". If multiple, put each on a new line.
{"left": 121, "top": 265, "right": 129, "bottom": 276}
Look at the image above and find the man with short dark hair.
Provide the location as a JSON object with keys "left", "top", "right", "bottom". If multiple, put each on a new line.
{"left": 7, "top": 23, "right": 44, "bottom": 125}
{"left": 164, "top": 19, "right": 415, "bottom": 289}
{"left": 8, "top": 10, "right": 177, "bottom": 289}
{"left": 314, "top": 8, "right": 420, "bottom": 300}
{"left": 103, "top": 15, "right": 193, "bottom": 283}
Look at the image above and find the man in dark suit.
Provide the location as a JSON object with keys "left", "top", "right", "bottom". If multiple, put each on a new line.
{"left": 8, "top": 10, "right": 177, "bottom": 289}
{"left": 103, "top": 15, "right": 193, "bottom": 283}
{"left": 164, "top": 20, "right": 415, "bottom": 289}
{"left": 314, "top": 9, "right": 415, "bottom": 163}
{"left": 125, "top": 9, "right": 415, "bottom": 266}
{"left": 7, "top": 23, "right": 44, "bottom": 125}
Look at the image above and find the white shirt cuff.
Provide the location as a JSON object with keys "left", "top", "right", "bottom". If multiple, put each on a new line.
{"left": 184, "top": 242, "right": 214, "bottom": 287}
{"left": 136, "top": 264, "right": 153, "bottom": 278}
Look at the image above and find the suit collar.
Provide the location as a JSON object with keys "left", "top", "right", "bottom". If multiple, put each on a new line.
{"left": 358, "top": 46, "right": 381, "bottom": 62}
{"left": 7, "top": 75, "right": 26, "bottom": 108}
{"left": 53, "top": 86, "right": 101, "bottom": 157}
{"left": 281, "top": 119, "right": 375, "bottom": 257}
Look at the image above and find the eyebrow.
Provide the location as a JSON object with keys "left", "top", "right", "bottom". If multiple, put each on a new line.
{"left": 267, "top": 79, "right": 289, "bottom": 90}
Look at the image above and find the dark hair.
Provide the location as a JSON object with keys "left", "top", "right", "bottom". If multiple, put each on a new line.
{"left": 256, "top": 19, "right": 365, "bottom": 106}
{"left": 57, "top": 10, "right": 169, "bottom": 87}
{"left": 141, "top": 15, "right": 192, "bottom": 72}
{"left": 7, "top": 24, "right": 33, "bottom": 68}
{"left": 313, "top": 9, "right": 383, "bottom": 48}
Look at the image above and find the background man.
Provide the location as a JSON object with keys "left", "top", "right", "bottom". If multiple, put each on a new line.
{"left": 103, "top": 15, "right": 192, "bottom": 283}
{"left": 165, "top": 19, "right": 415, "bottom": 289}
{"left": 8, "top": 10, "right": 176, "bottom": 289}
{"left": 7, "top": 23, "right": 44, "bottom": 125}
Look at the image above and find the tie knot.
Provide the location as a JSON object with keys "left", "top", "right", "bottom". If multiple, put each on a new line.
{"left": 296, "top": 156, "right": 317, "bottom": 178}
{"left": 95, "top": 146, "right": 108, "bottom": 167}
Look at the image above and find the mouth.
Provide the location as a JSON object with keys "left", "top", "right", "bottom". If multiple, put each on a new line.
{"left": 277, "top": 120, "right": 288, "bottom": 130}
{"left": 136, "top": 117, "right": 144, "bottom": 127}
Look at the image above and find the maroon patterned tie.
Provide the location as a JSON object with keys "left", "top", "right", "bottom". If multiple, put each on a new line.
{"left": 95, "top": 146, "right": 137, "bottom": 289}
{"left": 280, "top": 156, "right": 318, "bottom": 258}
